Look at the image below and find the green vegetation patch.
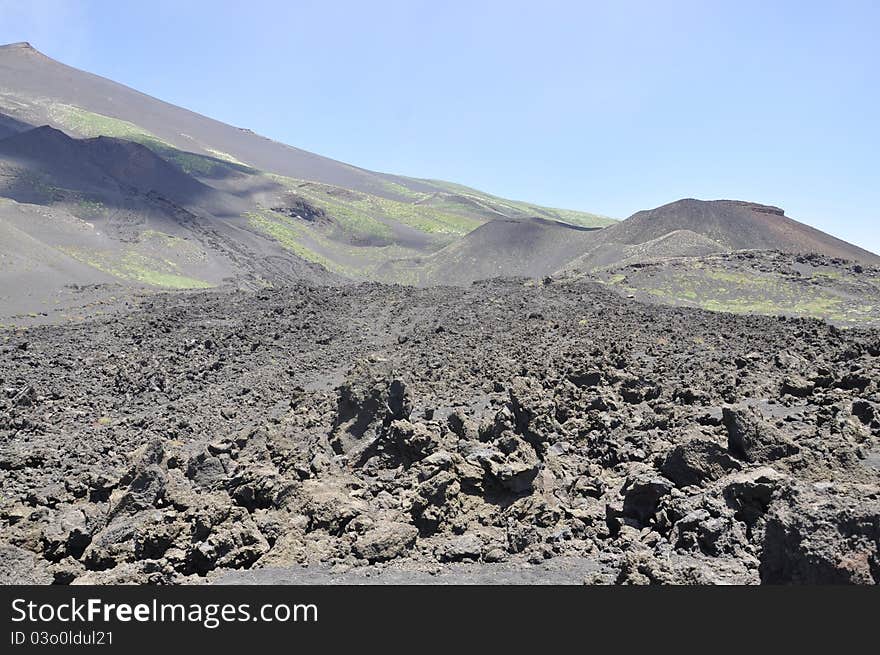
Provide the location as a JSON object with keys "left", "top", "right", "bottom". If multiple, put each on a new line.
{"left": 73, "top": 198, "right": 106, "bottom": 218}
{"left": 246, "top": 210, "right": 341, "bottom": 272}
{"left": 407, "top": 178, "right": 617, "bottom": 228}
{"left": 50, "top": 103, "right": 164, "bottom": 143}
{"left": 49, "top": 104, "right": 256, "bottom": 177}
{"left": 246, "top": 208, "right": 426, "bottom": 280}
{"left": 614, "top": 263, "right": 876, "bottom": 324}
{"left": 270, "top": 177, "right": 394, "bottom": 241}
{"left": 120, "top": 252, "right": 213, "bottom": 288}
{"left": 60, "top": 246, "right": 213, "bottom": 289}
{"left": 203, "top": 147, "right": 249, "bottom": 167}
{"left": 270, "top": 175, "right": 480, "bottom": 239}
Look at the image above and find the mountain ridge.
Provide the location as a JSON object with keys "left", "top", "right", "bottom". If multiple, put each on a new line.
{"left": 560, "top": 198, "right": 880, "bottom": 272}
{"left": 0, "top": 41, "right": 612, "bottom": 222}
{"left": 1, "top": 42, "right": 878, "bottom": 327}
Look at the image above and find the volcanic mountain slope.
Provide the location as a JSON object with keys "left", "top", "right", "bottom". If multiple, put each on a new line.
{"left": 562, "top": 199, "right": 880, "bottom": 272}
{"left": 0, "top": 41, "right": 403, "bottom": 195}
{"left": 0, "top": 125, "right": 237, "bottom": 214}
{"left": 377, "top": 216, "right": 601, "bottom": 285}
{"left": 0, "top": 125, "right": 341, "bottom": 319}
{"left": 0, "top": 41, "right": 611, "bottom": 287}
{"left": 381, "top": 198, "right": 880, "bottom": 294}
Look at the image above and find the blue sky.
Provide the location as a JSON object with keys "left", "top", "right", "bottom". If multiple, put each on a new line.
{"left": 1, "top": 0, "right": 878, "bottom": 252}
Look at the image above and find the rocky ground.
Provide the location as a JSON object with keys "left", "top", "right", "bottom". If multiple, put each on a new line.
{"left": 1, "top": 278, "right": 879, "bottom": 584}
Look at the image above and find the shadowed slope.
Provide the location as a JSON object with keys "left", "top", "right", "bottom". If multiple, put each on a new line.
{"left": 0, "top": 41, "right": 610, "bottom": 229}
{"left": 0, "top": 126, "right": 341, "bottom": 306}
{"left": 0, "top": 42, "right": 387, "bottom": 195}
{"left": 0, "top": 125, "right": 232, "bottom": 210}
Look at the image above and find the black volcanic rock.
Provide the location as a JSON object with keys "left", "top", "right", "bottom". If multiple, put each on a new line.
{"left": 722, "top": 406, "right": 800, "bottom": 463}
{"left": 760, "top": 482, "right": 880, "bottom": 584}
{"left": 0, "top": 279, "right": 877, "bottom": 584}
{"left": 661, "top": 438, "right": 742, "bottom": 487}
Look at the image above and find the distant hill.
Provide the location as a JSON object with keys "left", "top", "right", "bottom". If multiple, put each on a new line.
{"left": 551, "top": 199, "right": 880, "bottom": 325}
{"left": 382, "top": 198, "right": 880, "bottom": 286}
{"left": 560, "top": 199, "right": 880, "bottom": 273}
{"left": 377, "top": 216, "right": 599, "bottom": 285}
{"left": 597, "top": 199, "right": 877, "bottom": 264}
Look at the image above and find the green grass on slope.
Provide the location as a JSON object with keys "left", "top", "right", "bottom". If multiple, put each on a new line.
{"left": 49, "top": 104, "right": 256, "bottom": 177}
{"left": 246, "top": 209, "right": 424, "bottom": 279}
{"left": 267, "top": 176, "right": 394, "bottom": 242}
{"left": 60, "top": 246, "right": 213, "bottom": 289}
{"left": 603, "top": 265, "right": 877, "bottom": 324}
{"left": 246, "top": 210, "right": 342, "bottom": 272}
{"left": 270, "top": 176, "right": 482, "bottom": 238}
{"left": 49, "top": 104, "right": 156, "bottom": 142}
{"left": 47, "top": 104, "right": 609, "bottom": 232}
{"left": 406, "top": 178, "right": 617, "bottom": 228}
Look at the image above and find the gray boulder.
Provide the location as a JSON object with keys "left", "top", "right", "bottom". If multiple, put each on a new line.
{"left": 723, "top": 406, "right": 799, "bottom": 463}
{"left": 435, "top": 534, "right": 483, "bottom": 562}
{"left": 760, "top": 482, "right": 880, "bottom": 584}
{"left": 621, "top": 469, "right": 674, "bottom": 523}
{"left": 41, "top": 504, "right": 93, "bottom": 561}
{"left": 0, "top": 544, "right": 53, "bottom": 584}
{"left": 662, "top": 438, "right": 741, "bottom": 487}
{"left": 352, "top": 521, "right": 418, "bottom": 562}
